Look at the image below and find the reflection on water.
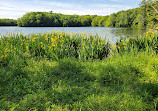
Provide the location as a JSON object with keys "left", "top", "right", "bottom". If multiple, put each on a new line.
{"left": 0, "top": 26, "right": 147, "bottom": 44}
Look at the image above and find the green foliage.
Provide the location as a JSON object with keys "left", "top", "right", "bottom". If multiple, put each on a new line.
{"left": 115, "top": 11, "right": 131, "bottom": 27}
{"left": 0, "top": 19, "right": 17, "bottom": 26}
{"left": 115, "top": 30, "right": 158, "bottom": 54}
{"left": 1, "top": 0, "right": 157, "bottom": 28}
{"left": 16, "top": 1, "right": 158, "bottom": 28}
{"left": 81, "top": 15, "right": 92, "bottom": 26}
{"left": 0, "top": 51, "right": 158, "bottom": 110}
{"left": 105, "top": 13, "right": 117, "bottom": 27}
{"left": 18, "top": 12, "right": 83, "bottom": 27}
{"left": 17, "top": 12, "right": 56, "bottom": 27}
{"left": 91, "top": 16, "right": 102, "bottom": 27}
{"left": 0, "top": 31, "right": 111, "bottom": 66}
{"left": 0, "top": 30, "right": 158, "bottom": 110}
{"left": 140, "top": 0, "right": 158, "bottom": 28}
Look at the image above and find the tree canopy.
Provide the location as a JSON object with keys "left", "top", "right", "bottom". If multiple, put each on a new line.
{"left": 0, "top": 19, "right": 17, "bottom": 26}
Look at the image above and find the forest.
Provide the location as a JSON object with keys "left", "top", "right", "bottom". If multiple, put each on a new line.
{"left": 0, "top": 0, "right": 158, "bottom": 28}
{"left": 16, "top": 0, "right": 158, "bottom": 28}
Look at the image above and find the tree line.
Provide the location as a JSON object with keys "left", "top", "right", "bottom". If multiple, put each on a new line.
{"left": 0, "top": 0, "right": 158, "bottom": 28}
{"left": 0, "top": 19, "right": 17, "bottom": 26}
{"left": 17, "top": 10, "right": 141, "bottom": 28}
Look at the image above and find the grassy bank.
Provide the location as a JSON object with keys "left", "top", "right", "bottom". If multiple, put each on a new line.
{"left": 0, "top": 31, "right": 158, "bottom": 110}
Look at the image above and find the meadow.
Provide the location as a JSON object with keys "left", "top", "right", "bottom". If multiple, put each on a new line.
{"left": 0, "top": 30, "right": 158, "bottom": 111}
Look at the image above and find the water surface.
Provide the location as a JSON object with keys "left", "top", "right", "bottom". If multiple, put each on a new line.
{"left": 0, "top": 26, "right": 146, "bottom": 44}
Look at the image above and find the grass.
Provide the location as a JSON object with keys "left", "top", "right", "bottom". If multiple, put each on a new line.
{"left": 0, "top": 30, "right": 158, "bottom": 111}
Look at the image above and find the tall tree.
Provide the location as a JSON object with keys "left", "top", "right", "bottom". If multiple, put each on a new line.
{"left": 140, "top": 0, "right": 158, "bottom": 28}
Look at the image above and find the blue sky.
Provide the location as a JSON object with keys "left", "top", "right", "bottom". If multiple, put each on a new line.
{"left": 0, "top": 0, "right": 141, "bottom": 19}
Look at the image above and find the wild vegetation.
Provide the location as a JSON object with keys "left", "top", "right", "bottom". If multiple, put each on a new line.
{"left": 0, "top": 31, "right": 110, "bottom": 64}
{"left": 0, "top": 30, "right": 158, "bottom": 110}
{"left": 0, "top": 19, "right": 17, "bottom": 26}
{"left": 0, "top": 0, "right": 158, "bottom": 110}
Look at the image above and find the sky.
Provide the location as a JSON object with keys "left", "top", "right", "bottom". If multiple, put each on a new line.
{"left": 0, "top": 0, "right": 141, "bottom": 19}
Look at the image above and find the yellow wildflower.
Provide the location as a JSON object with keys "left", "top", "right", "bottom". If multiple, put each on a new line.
{"left": 1, "top": 55, "right": 4, "bottom": 59}
{"left": 140, "top": 35, "right": 142, "bottom": 38}
{"left": 26, "top": 46, "right": 29, "bottom": 50}
{"left": 122, "top": 42, "right": 126, "bottom": 46}
{"left": 40, "top": 42, "right": 43, "bottom": 45}
{"left": 71, "top": 32, "right": 74, "bottom": 37}
{"left": 127, "top": 39, "right": 129, "bottom": 42}
{"left": 149, "top": 39, "right": 152, "bottom": 42}
{"left": 113, "top": 45, "right": 116, "bottom": 50}
{"left": 5, "top": 48, "right": 9, "bottom": 52}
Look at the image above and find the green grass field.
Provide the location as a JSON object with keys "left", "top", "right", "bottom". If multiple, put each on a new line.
{"left": 0, "top": 31, "right": 158, "bottom": 111}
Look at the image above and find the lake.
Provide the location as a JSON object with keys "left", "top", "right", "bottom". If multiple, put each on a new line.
{"left": 0, "top": 26, "right": 146, "bottom": 44}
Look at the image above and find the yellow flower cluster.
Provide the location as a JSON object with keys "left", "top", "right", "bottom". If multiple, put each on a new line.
{"left": 1, "top": 55, "right": 7, "bottom": 59}
{"left": 0, "top": 30, "right": 111, "bottom": 61}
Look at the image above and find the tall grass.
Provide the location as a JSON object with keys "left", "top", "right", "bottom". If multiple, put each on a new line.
{"left": 115, "top": 30, "right": 158, "bottom": 54}
{"left": 0, "top": 31, "right": 110, "bottom": 66}
{"left": 0, "top": 30, "right": 158, "bottom": 110}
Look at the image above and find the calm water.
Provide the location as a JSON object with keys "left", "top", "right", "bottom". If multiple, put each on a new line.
{"left": 0, "top": 26, "right": 146, "bottom": 44}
